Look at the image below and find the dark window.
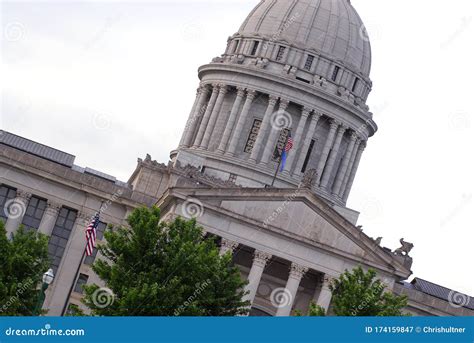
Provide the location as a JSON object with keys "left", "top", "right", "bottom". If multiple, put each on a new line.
{"left": 273, "top": 129, "right": 291, "bottom": 161}
{"left": 331, "top": 66, "right": 340, "bottom": 82}
{"left": 0, "top": 185, "right": 17, "bottom": 222}
{"left": 352, "top": 78, "right": 360, "bottom": 92}
{"left": 74, "top": 274, "right": 89, "bottom": 294}
{"left": 84, "top": 248, "right": 98, "bottom": 266}
{"left": 233, "top": 40, "right": 240, "bottom": 53}
{"left": 304, "top": 55, "right": 315, "bottom": 71}
{"left": 250, "top": 41, "right": 260, "bottom": 56}
{"left": 276, "top": 46, "right": 286, "bottom": 61}
{"left": 296, "top": 77, "right": 311, "bottom": 84}
{"left": 244, "top": 119, "right": 262, "bottom": 153}
{"left": 96, "top": 221, "right": 107, "bottom": 241}
{"left": 21, "top": 196, "right": 47, "bottom": 232}
{"left": 48, "top": 207, "right": 77, "bottom": 273}
{"left": 301, "top": 140, "right": 316, "bottom": 174}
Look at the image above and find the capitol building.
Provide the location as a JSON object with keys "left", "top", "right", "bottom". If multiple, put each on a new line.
{"left": 1, "top": 0, "right": 472, "bottom": 316}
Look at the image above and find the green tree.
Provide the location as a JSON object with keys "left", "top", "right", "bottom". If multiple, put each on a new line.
{"left": 83, "top": 207, "right": 249, "bottom": 316}
{"left": 294, "top": 301, "right": 326, "bottom": 316}
{"left": 0, "top": 221, "right": 50, "bottom": 316}
{"left": 330, "top": 267, "right": 409, "bottom": 316}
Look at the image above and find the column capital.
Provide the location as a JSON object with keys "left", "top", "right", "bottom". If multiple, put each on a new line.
{"left": 350, "top": 131, "right": 358, "bottom": 141}
{"left": 246, "top": 89, "right": 257, "bottom": 100}
{"left": 338, "top": 125, "right": 348, "bottom": 134}
{"left": 359, "top": 140, "right": 368, "bottom": 151}
{"left": 45, "top": 201, "right": 61, "bottom": 216}
{"left": 329, "top": 119, "right": 340, "bottom": 130}
{"left": 221, "top": 238, "right": 239, "bottom": 252}
{"left": 302, "top": 107, "right": 312, "bottom": 117}
{"left": 279, "top": 99, "right": 290, "bottom": 110}
{"left": 253, "top": 250, "right": 272, "bottom": 267}
{"left": 236, "top": 86, "right": 246, "bottom": 96}
{"left": 312, "top": 112, "right": 323, "bottom": 121}
{"left": 15, "top": 190, "right": 32, "bottom": 203}
{"left": 268, "top": 95, "right": 279, "bottom": 105}
{"left": 218, "top": 84, "right": 228, "bottom": 95}
{"left": 320, "top": 274, "right": 336, "bottom": 288}
{"left": 289, "top": 262, "right": 309, "bottom": 280}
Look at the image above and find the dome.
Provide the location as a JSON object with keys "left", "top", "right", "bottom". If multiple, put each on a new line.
{"left": 238, "top": 0, "right": 371, "bottom": 77}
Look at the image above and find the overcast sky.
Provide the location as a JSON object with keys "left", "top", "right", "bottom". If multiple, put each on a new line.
{"left": 1, "top": 0, "right": 473, "bottom": 296}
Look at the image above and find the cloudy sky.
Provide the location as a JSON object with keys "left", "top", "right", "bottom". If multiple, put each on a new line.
{"left": 1, "top": 0, "right": 473, "bottom": 295}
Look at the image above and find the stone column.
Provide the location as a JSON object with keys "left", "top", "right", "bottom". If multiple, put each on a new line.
{"left": 249, "top": 95, "right": 278, "bottom": 162}
{"left": 315, "top": 120, "right": 339, "bottom": 184}
{"left": 338, "top": 138, "right": 362, "bottom": 199}
{"left": 283, "top": 107, "right": 310, "bottom": 174}
{"left": 4, "top": 190, "right": 31, "bottom": 238}
{"left": 219, "top": 238, "right": 239, "bottom": 256}
{"left": 315, "top": 275, "right": 335, "bottom": 311}
{"left": 332, "top": 132, "right": 358, "bottom": 196}
{"left": 320, "top": 124, "right": 347, "bottom": 189}
{"left": 201, "top": 84, "right": 228, "bottom": 149}
{"left": 342, "top": 141, "right": 367, "bottom": 202}
{"left": 179, "top": 86, "right": 202, "bottom": 147}
{"left": 243, "top": 250, "right": 272, "bottom": 306}
{"left": 193, "top": 84, "right": 219, "bottom": 148}
{"left": 226, "top": 90, "right": 257, "bottom": 156}
{"left": 276, "top": 263, "right": 308, "bottom": 317}
{"left": 217, "top": 87, "right": 246, "bottom": 153}
{"left": 37, "top": 201, "right": 61, "bottom": 236}
{"left": 293, "top": 113, "right": 322, "bottom": 176}
{"left": 47, "top": 211, "right": 91, "bottom": 316}
{"left": 260, "top": 99, "right": 290, "bottom": 165}
{"left": 181, "top": 85, "right": 210, "bottom": 148}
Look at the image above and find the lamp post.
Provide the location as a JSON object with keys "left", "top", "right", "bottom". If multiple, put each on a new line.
{"left": 33, "top": 268, "right": 54, "bottom": 316}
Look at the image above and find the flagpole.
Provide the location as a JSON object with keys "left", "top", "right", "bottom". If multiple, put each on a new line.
{"left": 271, "top": 155, "right": 282, "bottom": 187}
{"left": 60, "top": 202, "right": 104, "bottom": 316}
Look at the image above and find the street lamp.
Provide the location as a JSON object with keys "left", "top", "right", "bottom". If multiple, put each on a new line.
{"left": 33, "top": 268, "right": 54, "bottom": 316}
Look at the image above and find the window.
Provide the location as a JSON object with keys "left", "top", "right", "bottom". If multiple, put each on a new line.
{"left": 228, "top": 174, "right": 237, "bottom": 183}
{"left": 301, "top": 140, "right": 316, "bottom": 174}
{"left": 250, "top": 41, "right": 260, "bottom": 56}
{"left": 273, "top": 129, "right": 291, "bottom": 161}
{"left": 84, "top": 248, "right": 98, "bottom": 266}
{"left": 233, "top": 40, "right": 240, "bottom": 53}
{"left": 0, "top": 185, "right": 17, "bottom": 222}
{"left": 304, "top": 55, "right": 315, "bottom": 71}
{"left": 276, "top": 46, "right": 286, "bottom": 61}
{"left": 331, "top": 66, "right": 340, "bottom": 82}
{"left": 48, "top": 207, "right": 77, "bottom": 273}
{"left": 352, "top": 78, "right": 360, "bottom": 92}
{"left": 244, "top": 119, "right": 262, "bottom": 153}
{"left": 21, "top": 196, "right": 47, "bottom": 232}
{"left": 74, "top": 274, "right": 89, "bottom": 294}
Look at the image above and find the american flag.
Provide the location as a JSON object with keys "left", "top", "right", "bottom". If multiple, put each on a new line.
{"left": 85, "top": 213, "right": 100, "bottom": 256}
{"left": 285, "top": 133, "right": 294, "bottom": 152}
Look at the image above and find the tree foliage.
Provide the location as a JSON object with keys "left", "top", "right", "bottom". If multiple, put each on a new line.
{"left": 330, "top": 267, "right": 409, "bottom": 316}
{"left": 0, "top": 221, "right": 50, "bottom": 316}
{"left": 83, "top": 207, "right": 249, "bottom": 316}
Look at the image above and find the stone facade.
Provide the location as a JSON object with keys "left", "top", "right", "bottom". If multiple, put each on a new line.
{"left": 0, "top": 0, "right": 472, "bottom": 317}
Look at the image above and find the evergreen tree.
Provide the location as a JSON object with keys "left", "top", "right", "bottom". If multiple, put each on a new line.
{"left": 83, "top": 207, "right": 249, "bottom": 316}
